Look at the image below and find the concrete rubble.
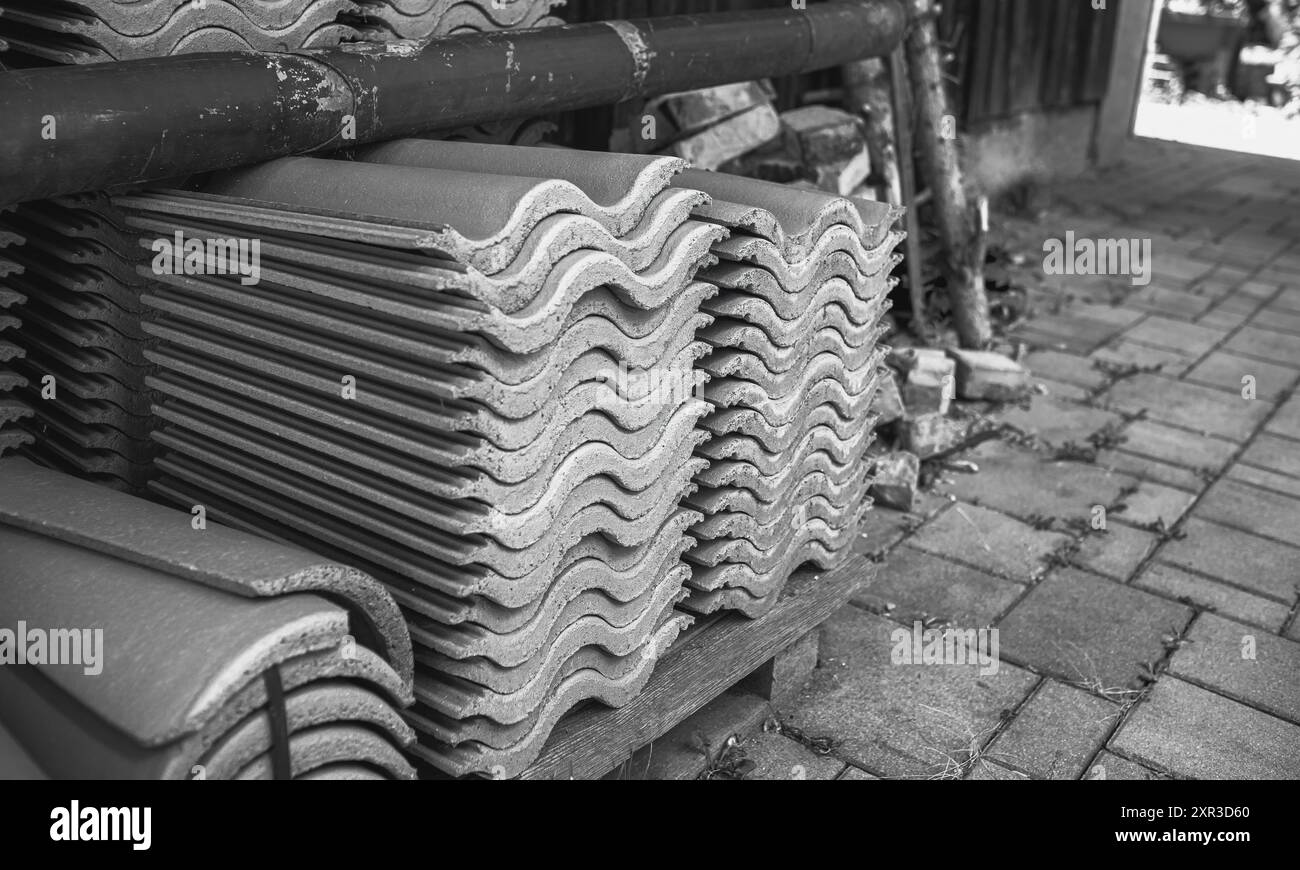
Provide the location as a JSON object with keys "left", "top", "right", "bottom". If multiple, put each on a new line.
{"left": 899, "top": 411, "right": 971, "bottom": 460}
{"left": 670, "top": 169, "right": 901, "bottom": 618}
{"left": 716, "top": 103, "right": 877, "bottom": 197}
{"left": 781, "top": 106, "right": 870, "bottom": 168}
{"left": 661, "top": 82, "right": 777, "bottom": 139}
{"left": 890, "top": 346, "right": 955, "bottom": 416}
{"left": 672, "top": 106, "right": 784, "bottom": 173}
{"left": 0, "top": 459, "right": 414, "bottom": 780}
{"left": 873, "top": 369, "right": 905, "bottom": 425}
{"left": 115, "top": 142, "right": 714, "bottom": 779}
{"left": 868, "top": 450, "right": 920, "bottom": 512}
{"left": 946, "top": 348, "right": 1031, "bottom": 401}
{"left": 782, "top": 106, "right": 874, "bottom": 197}
{"left": 612, "top": 80, "right": 781, "bottom": 169}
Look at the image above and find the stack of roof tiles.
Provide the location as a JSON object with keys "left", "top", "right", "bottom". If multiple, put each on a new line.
{"left": 0, "top": 0, "right": 558, "bottom": 487}
{"left": 0, "top": 0, "right": 361, "bottom": 63}
{"left": 0, "top": 196, "right": 158, "bottom": 492}
{"left": 0, "top": 459, "right": 416, "bottom": 779}
{"left": 0, "top": 0, "right": 562, "bottom": 64}
{"left": 0, "top": 209, "right": 31, "bottom": 458}
{"left": 352, "top": 0, "right": 564, "bottom": 39}
{"left": 113, "top": 142, "right": 724, "bottom": 778}
{"left": 671, "top": 170, "right": 902, "bottom": 618}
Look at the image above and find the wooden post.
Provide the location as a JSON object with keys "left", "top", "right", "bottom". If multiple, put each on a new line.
{"left": 842, "top": 57, "right": 903, "bottom": 205}
{"left": 904, "top": 0, "right": 993, "bottom": 349}
{"left": 739, "top": 629, "right": 821, "bottom": 710}
{"left": 1094, "top": 0, "right": 1160, "bottom": 166}
{"left": 843, "top": 52, "right": 929, "bottom": 337}
{"left": 889, "top": 48, "right": 931, "bottom": 339}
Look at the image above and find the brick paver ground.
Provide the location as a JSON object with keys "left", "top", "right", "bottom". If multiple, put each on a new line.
{"left": 743, "top": 139, "right": 1300, "bottom": 780}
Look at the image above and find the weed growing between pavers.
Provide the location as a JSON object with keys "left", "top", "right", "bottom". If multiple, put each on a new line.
{"left": 1041, "top": 539, "right": 1083, "bottom": 573}
{"left": 1027, "top": 513, "right": 1056, "bottom": 530}
{"left": 1085, "top": 358, "right": 1168, "bottom": 411}
{"left": 1089, "top": 419, "right": 1129, "bottom": 452}
{"left": 1053, "top": 441, "right": 1101, "bottom": 463}
{"left": 1062, "top": 516, "right": 1097, "bottom": 535}
{"left": 913, "top": 706, "right": 1013, "bottom": 781}
{"left": 690, "top": 720, "right": 842, "bottom": 780}
{"left": 763, "top": 717, "right": 840, "bottom": 756}
{"left": 1051, "top": 418, "right": 1134, "bottom": 463}
{"left": 1093, "top": 358, "right": 1165, "bottom": 383}
{"left": 1114, "top": 480, "right": 1142, "bottom": 507}
{"left": 1058, "top": 644, "right": 1149, "bottom": 705}
{"left": 1129, "top": 517, "right": 1189, "bottom": 543}
{"left": 696, "top": 733, "right": 755, "bottom": 781}
{"left": 1022, "top": 513, "right": 1097, "bottom": 537}
{"left": 1056, "top": 608, "right": 1195, "bottom": 711}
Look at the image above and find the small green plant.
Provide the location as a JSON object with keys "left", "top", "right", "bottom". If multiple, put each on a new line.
{"left": 696, "top": 733, "right": 756, "bottom": 780}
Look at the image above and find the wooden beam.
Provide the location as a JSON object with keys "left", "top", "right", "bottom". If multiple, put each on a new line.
{"left": 904, "top": 0, "right": 992, "bottom": 349}
{"left": 520, "top": 555, "right": 874, "bottom": 780}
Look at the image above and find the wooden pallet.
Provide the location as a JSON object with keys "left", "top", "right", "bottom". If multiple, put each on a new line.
{"left": 521, "top": 548, "right": 875, "bottom": 780}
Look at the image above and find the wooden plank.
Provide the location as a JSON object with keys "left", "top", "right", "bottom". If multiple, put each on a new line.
{"left": 520, "top": 553, "right": 872, "bottom": 779}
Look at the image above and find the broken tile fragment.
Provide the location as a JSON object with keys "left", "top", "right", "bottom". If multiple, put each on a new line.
{"left": 873, "top": 370, "right": 905, "bottom": 426}
{"left": 671, "top": 104, "right": 782, "bottom": 170}
{"left": 890, "top": 347, "right": 955, "bottom": 415}
{"left": 870, "top": 451, "right": 920, "bottom": 512}
{"left": 900, "top": 412, "right": 968, "bottom": 459}
{"left": 780, "top": 105, "right": 868, "bottom": 166}
{"left": 946, "top": 348, "right": 1031, "bottom": 401}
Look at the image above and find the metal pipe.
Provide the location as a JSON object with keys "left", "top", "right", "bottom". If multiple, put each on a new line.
{"left": 0, "top": 1, "right": 906, "bottom": 206}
